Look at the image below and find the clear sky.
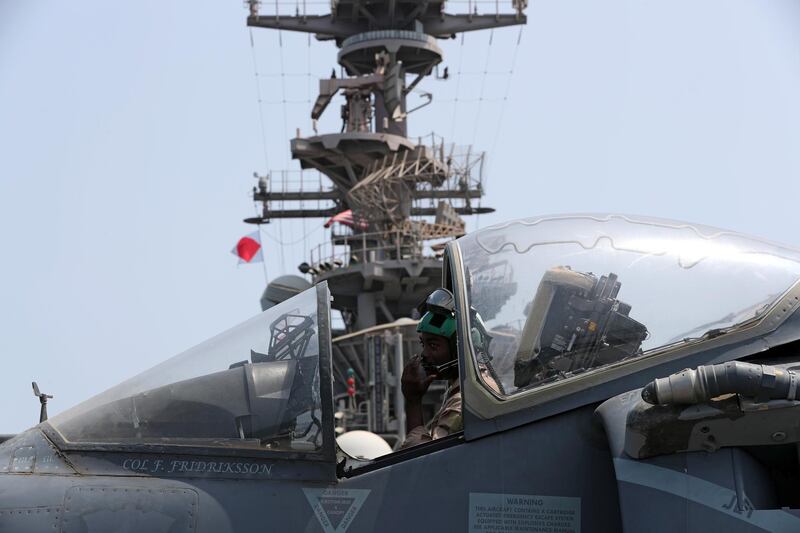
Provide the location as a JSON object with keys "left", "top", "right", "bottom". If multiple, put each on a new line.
{"left": 1, "top": 0, "right": 799, "bottom": 433}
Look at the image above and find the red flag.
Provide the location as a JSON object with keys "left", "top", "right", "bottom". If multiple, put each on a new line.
{"left": 231, "top": 231, "right": 263, "bottom": 264}
{"left": 324, "top": 209, "right": 368, "bottom": 230}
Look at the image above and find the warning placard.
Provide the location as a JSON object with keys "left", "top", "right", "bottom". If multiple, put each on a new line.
{"left": 469, "top": 492, "right": 580, "bottom": 533}
{"left": 303, "top": 488, "right": 370, "bottom": 533}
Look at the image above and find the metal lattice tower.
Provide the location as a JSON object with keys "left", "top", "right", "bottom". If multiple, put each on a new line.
{"left": 245, "top": 0, "right": 526, "bottom": 331}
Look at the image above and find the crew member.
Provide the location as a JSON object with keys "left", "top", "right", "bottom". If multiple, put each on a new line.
{"left": 400, "top": 289, "right": 462, "bottom": 448}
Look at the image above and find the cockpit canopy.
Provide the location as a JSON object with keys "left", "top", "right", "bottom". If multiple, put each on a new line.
{"left": 41, "top": 214, "right": 800, "bottom": 456}
{"left": 458, "top": 214, "right": 800, "bottom": 396}
{"left": 46, "top": 284, "right": 330, "bottom": 456}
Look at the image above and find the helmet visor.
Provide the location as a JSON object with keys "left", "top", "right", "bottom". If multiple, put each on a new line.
{"left": 419, "top": 288, "right": 455, "bottom": 316}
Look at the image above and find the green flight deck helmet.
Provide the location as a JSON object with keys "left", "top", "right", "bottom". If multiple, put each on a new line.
{"left": 416, "top": 288, "right": 457, "bottom": 339}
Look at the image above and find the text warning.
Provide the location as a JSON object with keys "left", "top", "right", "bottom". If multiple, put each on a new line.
{"left": 469, "top": 492, "right": 580, "bottom": 533}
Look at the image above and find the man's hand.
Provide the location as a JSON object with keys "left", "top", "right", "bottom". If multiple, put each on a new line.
{"left": 401, "top": 354, "right": 436, "bottom": 403}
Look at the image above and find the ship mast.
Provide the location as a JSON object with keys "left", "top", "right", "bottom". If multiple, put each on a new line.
{"left": 245, "top": 0, "right": 526, "bottom": 331}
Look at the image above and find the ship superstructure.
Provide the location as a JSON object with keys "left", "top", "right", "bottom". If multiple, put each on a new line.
{"left": 245, "top": 0, "right": 526, "bottom": 445}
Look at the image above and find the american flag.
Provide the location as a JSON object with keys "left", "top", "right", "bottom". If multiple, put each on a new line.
{"left": 323, "top": 209, "right": 369, "bottom": 230}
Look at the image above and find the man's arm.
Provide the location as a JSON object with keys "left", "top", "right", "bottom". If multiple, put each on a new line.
{"left": 401, "top": 355, "right": 435, "bottom": 434}
{"left": 404, "top": 398, "right": 425, "bottom": 434}
{"left": 400, "top": 388, "right": 462, "bottom": 449}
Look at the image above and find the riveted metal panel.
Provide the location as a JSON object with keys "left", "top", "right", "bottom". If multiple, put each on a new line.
{"left": 0, "top": 507, "right": 61, "bottom": 532}
{"left": 60, "top": 486, "right": 198, "bottom": 533}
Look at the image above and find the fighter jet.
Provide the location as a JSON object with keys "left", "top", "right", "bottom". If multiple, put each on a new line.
{"left": 4, "top": 213, "right": 800, "bottom": 532}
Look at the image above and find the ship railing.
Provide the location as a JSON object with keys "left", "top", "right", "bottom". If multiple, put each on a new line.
{"left": 310, "top": 228, "right": 435, "bottom": 270}
{"left": 248, "top": 0, "right": 525, "bottom": 20}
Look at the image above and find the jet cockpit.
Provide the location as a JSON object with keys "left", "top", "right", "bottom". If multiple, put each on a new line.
{"left": 6, "top": 213, "right": 800, "bottom": 532}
